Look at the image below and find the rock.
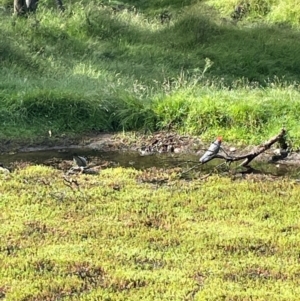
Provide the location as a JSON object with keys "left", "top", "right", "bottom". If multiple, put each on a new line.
{"left": 0, "top": 166, "right": 10, "bottom": 174}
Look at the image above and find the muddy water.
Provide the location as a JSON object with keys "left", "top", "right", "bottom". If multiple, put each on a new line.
{"left": 1, "top": 148, "right": 300, "bottom": 178}
{"left": 1, "top": 149, "right": 206, "bottom": 170}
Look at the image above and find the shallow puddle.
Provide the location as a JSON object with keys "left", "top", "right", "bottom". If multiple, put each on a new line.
{"left": 1, "top": 147, "right": 300, "bottom": 179}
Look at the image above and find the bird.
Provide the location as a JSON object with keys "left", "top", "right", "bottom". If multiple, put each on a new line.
{"left": 271, "top": 148, "right": 289, "bottom": 162}
{"left": 73, "top": 154, "right": 88, "bottom": 168}
{"left": 199, "top": 137, "right": 222, "bottom": 164}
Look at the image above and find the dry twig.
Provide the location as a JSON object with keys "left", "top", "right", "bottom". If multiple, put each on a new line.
{"left": 180, "top": 128, "right": 288, "bottom": 177}
{"left": 214, "top": 128, "right": 287, "bottom": 167}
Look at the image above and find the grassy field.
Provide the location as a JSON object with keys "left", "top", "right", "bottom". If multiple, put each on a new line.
{"left": 0, "top": 165, "right": 299, "bottom": 300}
{"left": 0, "top": 0, "right": 300, "bottom": 146}
{"left": 2, "top": 1, "right": 300, "bottom": 300}
{"left": 1, "top": 2, "right": 300, "bottom": 300}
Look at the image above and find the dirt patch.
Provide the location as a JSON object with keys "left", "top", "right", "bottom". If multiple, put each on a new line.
{"left": 0, "top": 135, "right": 82, "bottom": 153}
{"left": 0, "top": 132, "right": 202, "bottom": 154}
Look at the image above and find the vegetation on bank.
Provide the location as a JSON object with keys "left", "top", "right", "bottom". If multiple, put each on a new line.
{"left": 0, "top": 0, "right": 300, "bottom": 145}
{"left": 1, "top": 2, "right": 300, "bottom": 300}
{"left": 0, "top": 166, "right": 300, "bottom": 300}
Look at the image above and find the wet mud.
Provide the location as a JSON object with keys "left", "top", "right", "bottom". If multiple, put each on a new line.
{"left": 1, "top": 132, "right": 300, "bottom": 179}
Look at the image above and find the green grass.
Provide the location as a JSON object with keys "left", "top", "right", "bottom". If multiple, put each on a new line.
{"left": 1, "top": 0, "right": 300, "bottom": 145}
{"left": 1, "top": 165, "right": 300, "bottom": 300}
{"left": 153, "top": 81, "right": 300, "bottom": 145}
{"left": 1, "top": 2, "right": 300, "bottom": 299}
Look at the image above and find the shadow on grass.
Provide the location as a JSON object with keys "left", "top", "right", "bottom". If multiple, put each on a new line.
{"left": 1, "top": 3, "right": 300, "bottom": 83}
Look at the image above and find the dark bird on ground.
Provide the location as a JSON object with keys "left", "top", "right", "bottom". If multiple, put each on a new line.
{"left": 73, "top": 154, "right": 88, "bottom": 167}
{"left": 199, "top": 137, "right": 222, "bottom": 164}
{"left": 271, "top": 148, "right": 289, "bottom": 162}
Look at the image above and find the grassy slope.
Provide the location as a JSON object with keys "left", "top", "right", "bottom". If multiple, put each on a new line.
{"left": 1, "top": 166, "right": 300, "bottom": 300}
{"left": 1, "top": 0, "right": 300, "bottom": 145}
{"left": 1, "top": 2, "right": 300, "bottom": 300}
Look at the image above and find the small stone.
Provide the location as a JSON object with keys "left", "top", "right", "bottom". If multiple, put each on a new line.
{"left": 229, "top": 147, "right": 236, "bottom": 152}
{"left": 0, "top": 167, "right": 10, "bottom": 174}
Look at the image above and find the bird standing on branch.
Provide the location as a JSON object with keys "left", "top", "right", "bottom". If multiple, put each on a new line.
{"left": 199, "top": 137, "right": 222, "bottom": 164}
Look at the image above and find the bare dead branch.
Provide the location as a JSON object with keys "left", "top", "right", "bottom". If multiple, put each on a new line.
{"left": 215, "top": 128, "right": 287, "bottom": 167}
{"left": 178, "top": 128, "right": 287, "bottom": 178}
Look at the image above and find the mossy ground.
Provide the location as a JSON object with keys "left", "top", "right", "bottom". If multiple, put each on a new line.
{"left": 1, "top": 165, "right": 300, "bottom": 300}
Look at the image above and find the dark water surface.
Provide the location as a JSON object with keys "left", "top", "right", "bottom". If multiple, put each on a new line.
{"left": 1, "top": 148, "right": 300, "bottom": 178}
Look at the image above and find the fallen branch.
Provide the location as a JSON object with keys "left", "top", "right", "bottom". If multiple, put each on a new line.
{"left": 215, "top": 128, "right": 287, "bottom": 167}
{"left": 178, "top": 129, "right": 287, "bottom": 178}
